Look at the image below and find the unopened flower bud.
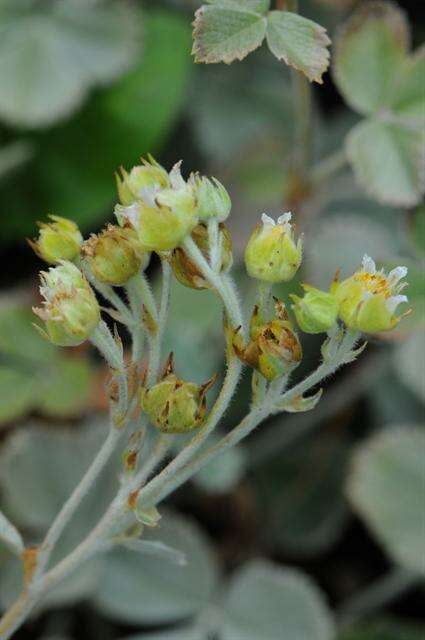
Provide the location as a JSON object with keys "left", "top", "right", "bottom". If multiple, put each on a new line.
{"left": 141, "top": 355, "right": 216, "bottom": 433}
{"left": 291, "top": 284, "right": 339, "bottom": 334}
{"left": 29, "top": 215, "right": 83, "bottom": 264}
{"left": 332, "top": 255, "right": 410, "bottom": 333}
{"left": 33, "top": 261, "right": 100, "bottom": 346}
{"left": 171, "top": 223, "right": 233, "bottom": 290}
{"left": 82, "top": 225, "right": 149, "bottom": 286}
{"left": 245, "top": 212, "right": 302, "bottom": 283}
{"left": 116, "top": 156, "right": 170, "bottom": 206}
{"left": 115, "top": 162, "right": 198, "bottom": 252}
{"left": 234, "top": 300, "right": 302, "bottom": 381}
{"left": 192, "top": 175, "right": 231, "bottom": 222}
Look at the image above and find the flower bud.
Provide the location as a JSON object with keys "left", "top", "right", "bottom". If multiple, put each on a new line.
{"left": 234, "top": 300, "right": 302, "bottom": 381}
{"left": 141, "top": 355, "right": 216, "bottom": 433}
{"left": 171, "top": 222, "right": 233, "bottom": 290}
{"left": 28, "top": 215, "right": 83, "bottom": 264}
{"left": 115, "top": 162, "right": 198, "bottom": 252}
{"left": 290, "top": 284, "right": 339, "bottom": 334}
{"left": 332, "top": 255, "right": 410, "bottom": 333}
{"left": 82, "top": 224, "right": 149, "bottom": 286}
{"left": 33, "top": 261, "right": 100, "bottom": 346}
{"left": 116, "top": 156, "right": 170, "bottom": 206}
{"left": 244, "top": 212, "right": 302, "bottom": 283}
{"left": 192, "top": 175, "right": 231, "bottom": 222}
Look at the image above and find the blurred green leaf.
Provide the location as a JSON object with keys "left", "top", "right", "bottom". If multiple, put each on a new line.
{"left": 395, "top": 331, "right": 425, "bottom": 402}
{"left": 338, "top": 618, "right": 425, "bottom": 640}
{"left": 38, "top": 358, "right": 94, "bottom": 419}
{"left": 410, "top": 205, "right": 425, "bottom": 256}
{"left": 194, "top": 436, "right": 247, "bottom": 495}
{"left": 219, "top": 559, "right": 335, "bottom": 640}
{"left": 94, "top": 511, "right": 219, "bottom": 625}
{"left": 266, "top": 11, "right": 330, "bottom": 83}
{"left": 0, "top": 0, "right": 141, "bottom": 128}
{"left": 346, "top": 119, "right": 425, "bottom": 207}
{"left": 347, "top": 426, "right": 425, "bottom": 574}
{"left": 391, "top": 46, "right": 425, "bottom": 126}
{"left": 120, "top": 628, "right": 203, "bottom": 640}
{"left": 192, "top": 4, "right": 267, "bottom": 64}
{"left": 0, "top": 305, "right": 57, "bottom": 365}
{"left": 333, "top": 2, "right": 409, "bottom": 116}
{"left": 0, "top": 366, "right": 36, "bottom": 423}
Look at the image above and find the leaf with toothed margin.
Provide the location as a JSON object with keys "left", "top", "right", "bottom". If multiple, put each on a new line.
{"left": 274, "top": 388, "right": 323, "bottom": 413}
{"left": 0, "top": 510, "right": 24, "bottom": 556}
{"left": 192, "top": 4, "right": 267, "bottom": 64}
{"left": 266, "top": 11, "right": 331, "bottom": 83}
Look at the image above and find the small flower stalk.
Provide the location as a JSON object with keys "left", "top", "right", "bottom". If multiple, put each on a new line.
{"left": 141, "top": 354, "right": 216, "bottom": 433}
{"left": 332, "top": 255, "right": 410, "bottom": 333}
{"left": 29, "top": 215, "right": 83, "bottom": 264}
{"left": 33, "top": 261, "right": 100, "bottom": 346}
{"left": 291, "top": 284, "right": 339, "bottom": 334}
{"left": 245, "top": 213, "right": 303, "bottom": 283}
{"left": 234, "top": 299, "right": 302, "bottom": 381}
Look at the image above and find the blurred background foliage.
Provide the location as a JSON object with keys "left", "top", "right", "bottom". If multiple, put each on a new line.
{"left": 0, "top": 0, "right": 424, "bottom": 639}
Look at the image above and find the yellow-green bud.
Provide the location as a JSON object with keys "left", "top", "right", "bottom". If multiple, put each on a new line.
{"left": 33, "top": 261, "right": 100, "bottom": 346}
{"left": 171, "top": 222, "right": 233, "bottom": 290}
{"left": 244, "top": 213, "right": 302, "bottom": 283}
{"left": 141, "top": 356, "right": 216, "bottom": 433}
{"left": 29, "top": 215, "right": 83, "bottom": 264}
{"left": 192, "top": 175, "right": 231, "bottom": 222}
{"left": 115, "top": 162, "right": 198, "bottom": 252}
{"left": 332, "top": 255, "right": 410, "bottom": 333}
{"left": 291, "top": 284, "right": 339, "bottom": 334}
{"left": 116, "top": 155, "right": 170, "bottom": 206}
{"left": 234, "top": 300, "right": 302, "bottom": 381}
{"left": 82, "top": 225, "right": 149, "bottom": 286}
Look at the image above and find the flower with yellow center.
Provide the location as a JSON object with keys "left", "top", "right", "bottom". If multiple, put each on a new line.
{"left": 244, "top": 212, "right": 303, "bottom": 283}
{"left": 332, "top": 255, "right": 409, "bottom": 333}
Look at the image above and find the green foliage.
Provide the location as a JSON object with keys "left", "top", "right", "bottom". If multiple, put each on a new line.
{"left": 0, "top": 0, "right": 141, "bottom": 128}
{"left": 338, "top": 619, "right": 425, "bottom": 640}
{"left": 333, "top": 1, "right": 425, "bottom": 206}
{"left": 347, "top": 426, "right": 425, "bottom": 574}
{"left": 219, "top": 559, "right": 335, "bottom": 640}
{"left": 395, "top": 331, "right": 425, "bottom": 402}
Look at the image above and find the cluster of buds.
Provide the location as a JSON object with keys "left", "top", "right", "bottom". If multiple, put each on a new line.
{"left": 82, "top": 224, "right": 150, "bottom": 286}
{"left": 28, "top": 215, "right": 83, "bottom": 264}
{"left": 33, "top": 262, "right": 100, "bottom": 346}
{"left": 115, "top": 158, "right": 231, "bottom": 253}
{"left": 141, "top": 355, "right": 216, "bottom": 433}
{"left": 233, "top": 300, "right": 302, "bottom": 381}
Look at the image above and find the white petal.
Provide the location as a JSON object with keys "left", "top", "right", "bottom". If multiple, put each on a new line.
{"left": 277, "top": 211, "right": 292, "bottom": 225}
{"left": 387, "top": 265, "right": 408, "bottom": 287}
{"left": 261, "top": 213, "right": 276, "bottom": 227}
{"left": 361, "top": 255, "right": 376, "bottom": 274}
{"left": 115, "top": 203, "right": 140, "bottom": 228}
{"left": 140, "top": 185, "right": 160, "bottom": 208}
{"left": 386, "top": 294, "right": 408, "bottom": 314}
{"left": 169, "top": 161, "right": 185, "bottom": 189}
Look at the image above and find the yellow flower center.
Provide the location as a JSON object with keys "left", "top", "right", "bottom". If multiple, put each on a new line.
{"left": 355, "top": 272, "right": 390, "bottom": 298}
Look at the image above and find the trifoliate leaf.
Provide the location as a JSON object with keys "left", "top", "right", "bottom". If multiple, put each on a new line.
{"left": 391, "top": 46, "right": 425, "bottom": 126}
{"left": 0, "top": 510, "right": 24, "bottom": 556}
{"left": 192, "top": 4, "right": 267, "bottom": 64}
{"left": 347, "top": 426, "right": 425, "bottom": 573}
{"left": 333, "top": 1, "right": 410, "bottom": 115}
{"left": 346, "top": 118, "right": 425, "bottom": 206}
{"left": 266, "top": 11, "right": 331, "bottom": 83}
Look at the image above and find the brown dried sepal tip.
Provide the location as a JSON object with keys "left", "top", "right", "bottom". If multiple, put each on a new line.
{"left": 128, "top": 489, "right": 140, "bottom": 511}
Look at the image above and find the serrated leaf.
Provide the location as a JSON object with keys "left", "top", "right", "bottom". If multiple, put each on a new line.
{"left": 392, "top": 46, "right": 425, "bottom": 126}
{"left": 0, "top": 510, "right": 24, "bottom": 556}
{"left": 219, "top": 560, "right": 335, "bottom": 640}
{"left": 347, "top": 426, "right": 425, "bottom": 573}
{"left": 192, "top": 5, "right": 267, "bottom": 64}
{"left": 0, "top": 0, "right": 141, "bottom": 128}
{"left": 266, "top": 11, "right": 330, "bottom": 83}
{"left": 94, "top": 512, "right": 218, "bottom": 625}
{"left": 333, "top": 1, "right": 410, "bottom": 115}
{"left": 346, "top": 118, "right": 425, "bottom": 206}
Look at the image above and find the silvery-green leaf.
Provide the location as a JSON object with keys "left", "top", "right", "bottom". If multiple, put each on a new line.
{"left": 0, "top": 366, "right": 37, "bottom": 424}
{"left": 332, "top": 2, "right": 409, "bottom": 115}
{"left": 0, "top": 510, "right": 24, "bottom": 556}
{"left": 122, "top": 539, "right": 187, "bottom": 567}
{"left": 194, "top": 437, "right": 246, "bottom": 494}
{"left": 395, "top": 331, "right": 425, "bottom": 403}
{"left": 347, "top": 426, "right": 425, "bottom": 573}
{"left": 0, "top": 1, "right": 141, "bottom": 127}
{"left": 391, "top": 46, "right": 425, "bottom": 125}
{"left": 266, "top": 11, "right": 330, "bottom": 83}
{"left": 192, "top": 5, "right": 267, "bottom": 64}
{"left": 206, "top": 0, "right": 270, "bottom": 11}
{"left": 94, "top": 512, "right": 219, "bottom": 625}
{"left": 219, "top": 559, "right": 335, "bottom": 640}
{"left": 346, "top": 118, "right": 425, "bottom": 206}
